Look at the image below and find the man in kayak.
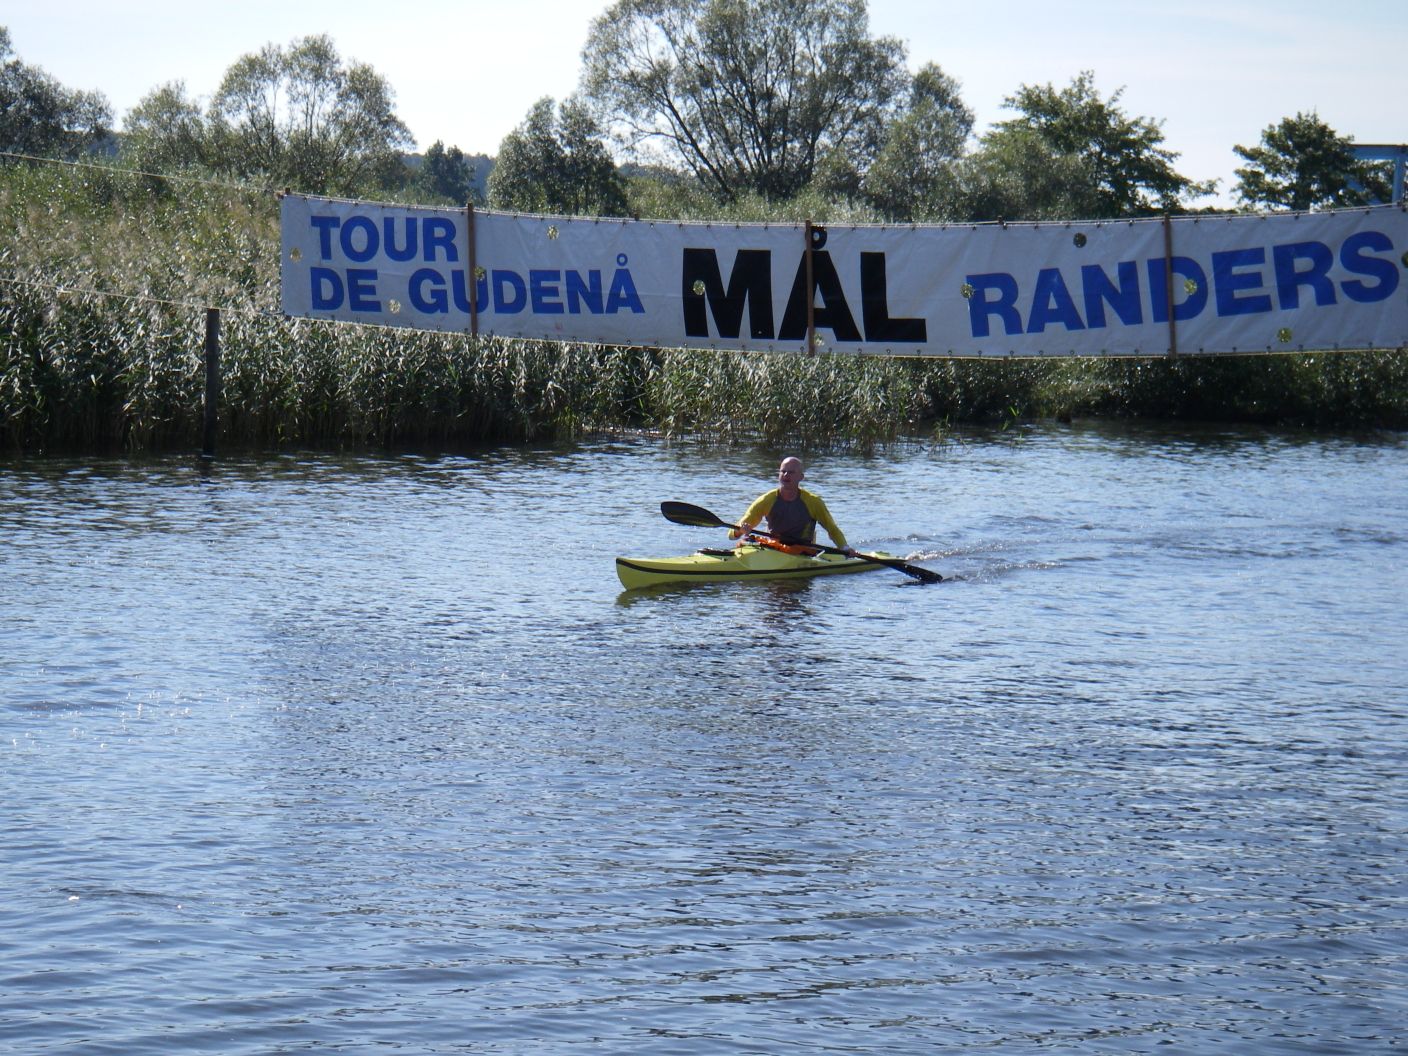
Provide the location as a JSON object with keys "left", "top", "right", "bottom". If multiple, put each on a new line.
{"left": 729, "top": 457, "right": 856, "bottom": 555}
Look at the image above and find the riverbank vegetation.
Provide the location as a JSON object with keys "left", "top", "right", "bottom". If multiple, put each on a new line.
{"left": 2, "top": 11, "right": 1404, "bottom": 453}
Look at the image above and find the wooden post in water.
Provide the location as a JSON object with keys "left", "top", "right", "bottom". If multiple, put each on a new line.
{"left": 202, "top": 307, "right": 221, "bottom": 459}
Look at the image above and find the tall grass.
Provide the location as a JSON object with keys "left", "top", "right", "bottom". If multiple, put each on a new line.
{"left": 2, "top": 159, "right": 1404, "bottom": 454}
{"left": 647, "top": 349, "right": 927, "bottom": 447}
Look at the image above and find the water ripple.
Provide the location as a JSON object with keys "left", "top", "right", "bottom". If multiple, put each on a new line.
{"left": 2, "top": 430, "right": 1406, "bottom": 1053}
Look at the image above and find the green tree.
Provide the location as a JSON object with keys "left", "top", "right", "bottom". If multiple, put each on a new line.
{"left": 861, "top": 63, "right": 973, "bottom": 220}
{"left": 206, "top": 34, "right": 412, "bottom": 194}
{"left": 957, "top": 125, "right": 1100, "bottom": 222}
{"left": 121, "top": 81, "right": 208, "bottom": 172}
{"left": 487, "top": 97, "right": 627, "bottom": 216}
{"left": 1233, "top": 111, "right": 1391, "bottom": 211}
{"left": 961, "top": 71, "right": 1212, "bottom": 221}
{"left": 0, "top": 26, "right": 111, "bottom": 157}
{"left": 411, "top": 140, "right": 479, "bottom": 204}
{"left": 581, "top": 0, "right": 908, "bottom": 202}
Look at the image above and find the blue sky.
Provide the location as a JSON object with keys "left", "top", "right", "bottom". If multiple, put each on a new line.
{"left": 6, "top": 0, "right": 1403, "bottom": 206}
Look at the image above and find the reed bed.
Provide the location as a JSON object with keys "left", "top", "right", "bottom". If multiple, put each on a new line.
{"left": 2, "top": 160, "right": 1404, "bottom": 454}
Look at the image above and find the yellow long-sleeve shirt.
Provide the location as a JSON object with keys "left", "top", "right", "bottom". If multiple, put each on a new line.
{"left": 731, "top": 487, "right": 847, "bottom": 547}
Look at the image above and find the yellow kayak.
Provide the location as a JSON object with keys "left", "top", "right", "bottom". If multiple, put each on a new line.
{"left": 616, "top": 543, "right": 891, "bottom": 590}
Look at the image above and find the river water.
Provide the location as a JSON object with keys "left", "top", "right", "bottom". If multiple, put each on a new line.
{"left": 2, "top": 423, "right": 1405, "bottom": 1054}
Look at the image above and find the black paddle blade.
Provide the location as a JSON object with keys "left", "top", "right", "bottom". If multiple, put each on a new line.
{"left": 660, "top": 501, "right": 731, "bottom": 529}
{"left": 896, "top": 561, "right": 944, "bottom": 584}
{"left": 857, "top": 551, "right": 943, "bottom": 584}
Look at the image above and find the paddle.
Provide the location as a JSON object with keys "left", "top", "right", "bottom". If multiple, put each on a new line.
{"left": 660, "top": 501, "right": 943, "bottom": 584}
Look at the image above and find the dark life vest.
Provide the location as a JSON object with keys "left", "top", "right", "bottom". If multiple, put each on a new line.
{"left": 766, "top": 494, "right": 815, "bottom": 543}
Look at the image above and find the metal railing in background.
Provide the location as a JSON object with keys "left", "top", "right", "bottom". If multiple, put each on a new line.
{"left": 1352, "top": 144, "right": 1407, "bottom": 203}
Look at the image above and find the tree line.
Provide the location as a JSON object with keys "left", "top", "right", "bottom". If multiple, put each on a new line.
{"left": 1, "top": 3, "right": 1395, "bottom": 221}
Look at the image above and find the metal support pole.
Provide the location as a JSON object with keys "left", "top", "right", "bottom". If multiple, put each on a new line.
{"left": 1162, "top": 216, "right": 1178, "bottom": 357}
{"left": 466, "top": 201, "right": 480, "bottom": 336}
{"left": 803, "top": 221, "right": 817, "bottom": 355}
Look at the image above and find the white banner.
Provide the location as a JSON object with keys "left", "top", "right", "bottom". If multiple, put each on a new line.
{"left": 281, "top": 195, "right": 1408, "bottom": 357}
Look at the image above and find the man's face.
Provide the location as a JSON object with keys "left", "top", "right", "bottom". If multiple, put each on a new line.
{"left": 777, "top": 460, "right": 803, "bottom": 495}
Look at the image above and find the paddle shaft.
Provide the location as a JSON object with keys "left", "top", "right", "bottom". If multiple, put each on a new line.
{"left": 660, "top": 501, "right": 942, "bottom": 584}
{"left": 748, "top": 527, "right": 942, "bottom": 583}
